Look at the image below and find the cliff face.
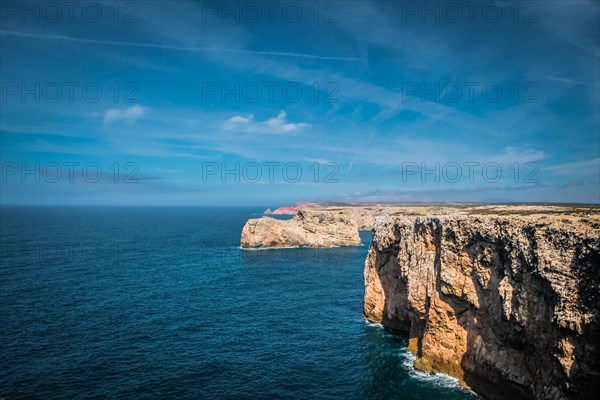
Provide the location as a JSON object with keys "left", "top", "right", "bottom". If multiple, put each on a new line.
{"left": 240, "top": 210, "right": 361, "bottom": 248}
{"left": 363, "top": 214, "right": 600, "bottom": 400}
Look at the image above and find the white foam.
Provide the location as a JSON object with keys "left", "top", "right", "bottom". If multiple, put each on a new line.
{"left": 238, "top": 244, "right": 362, "bottom": 250}
{"left": 401, "top": 350, "right": 474, "bottom": 392}
{"left": 238, "top": 246, "right": 302, "bottom": 250}
{"left": 362, "top": 320, "right": 384, "bottom": 328}
{"left": 363, "top": 321, "right": 475, "bottom": 394}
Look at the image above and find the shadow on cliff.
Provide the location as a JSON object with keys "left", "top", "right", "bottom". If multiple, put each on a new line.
{"left": 368, "top": 224, "right": 413, "bottom": 333}
{"left": 368, "top": 222, "right": 435, "bottom": 374}
{"left": 569, "top": 237, "right": 600, "bottom": 398}
{"left": 370, "top": 218, "right": 600, "bottom": 400}
{"left": 447, "top": 228, "right": 541, "bottom": 400}
{"left": 441, "top": 226, "right": 600, "bottom": 400}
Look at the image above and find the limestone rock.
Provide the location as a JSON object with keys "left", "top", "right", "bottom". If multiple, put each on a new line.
{"left": 240, "top": 210, "right": 361, "bottom": 248}
{"left": 363, "top": 213, "right": 600, "bottom": 400}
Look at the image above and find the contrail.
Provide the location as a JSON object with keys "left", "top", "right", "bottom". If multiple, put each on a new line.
{"left": 348, "top": 98, "right": 403, "bottom": 171}
{"left": 0, "top": 30, "right": 361, "bottom": 61}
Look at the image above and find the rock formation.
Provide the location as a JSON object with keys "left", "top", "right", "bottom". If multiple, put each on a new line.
{"left": 271, "top": 202, "right": 315, "bottom": 215}
{"left": 271, "top": 206, "right": 299, "bottom": 215}
{"left": 269, "top": 202, "right": 415, "bottom": 230}
{"left": 240, "top": 210, "right": 361, "bottom": 248}
{"left": 363, "top": 212, "right": 600, "bottom": 399}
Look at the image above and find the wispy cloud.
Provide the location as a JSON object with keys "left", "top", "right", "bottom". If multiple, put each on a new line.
{"left": 557, "top": 180, "right": 584, "bottom": 189}
{"left": 489, "top": 147, "right": 546, "bottom": 164}
{"left": 546, "top": 157, "right": 600, "bottom": 177}
{"left": 329, "top": 183, "right": 553, "bottom": 203}
{"left": 542, "top": 75, "right": 590, "bottom": 86}
{"left": 222, "top": 111, "right": 311, "bottom": 134}
{"left": 0, "top": 30, "right": 360, "bottom": 61}
{"left": 104, "top": 105, "right": 145, "bottom": 125}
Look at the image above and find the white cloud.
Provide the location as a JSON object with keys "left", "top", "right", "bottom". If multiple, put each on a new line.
{"left": 221, "top": 111, "right": 311, "bottom": 134}
{"left": 104, "top": 105, "right": 145, "bottom": 125}
{"left": 489, "top": 147, "right": 546, "bottom": 164}
{"left": 222, "top": 114, "right": 254, "bottom": 130}
{"left": 546, "top": 157, "right": 600, "bottom": 177}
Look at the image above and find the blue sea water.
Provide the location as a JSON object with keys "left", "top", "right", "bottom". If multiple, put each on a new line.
{"left": 0, "top": 207, "right": 478, "bottom": 399}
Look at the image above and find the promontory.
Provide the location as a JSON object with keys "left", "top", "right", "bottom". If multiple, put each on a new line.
{"left": 240, "top": 203, "right": 600, "bottom": 399}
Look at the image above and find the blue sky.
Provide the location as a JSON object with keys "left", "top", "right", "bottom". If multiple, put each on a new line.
{"left": 1, "top": 0, "right": 599, "bottom": 205}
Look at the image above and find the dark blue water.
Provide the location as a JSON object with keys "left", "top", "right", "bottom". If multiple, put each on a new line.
{"left": 0, "top": 207, "right": 477, "bottom": 399}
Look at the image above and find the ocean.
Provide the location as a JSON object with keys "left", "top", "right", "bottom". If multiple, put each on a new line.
{"left": 0, "top": 207, "right": 478, "bottom": 399}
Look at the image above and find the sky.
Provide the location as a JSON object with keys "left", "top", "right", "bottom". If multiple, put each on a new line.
{"left": 0, "top": 0, "right": 599, "bottom": 206}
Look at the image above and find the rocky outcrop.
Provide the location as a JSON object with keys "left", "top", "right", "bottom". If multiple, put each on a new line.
{"left": 269, "top": 202, "right": 405, "bottom": 230}
{"left": 240, "top": 210, "right": 361, "bottom": 248}
{"left": 271, "top": 206, "right": 300, "bottom": 215}
{"left": 363, "top": 213, "right": 600, "bottom": 399}
{"left": 271, "top": 202, "right": 317, "bottom": 215}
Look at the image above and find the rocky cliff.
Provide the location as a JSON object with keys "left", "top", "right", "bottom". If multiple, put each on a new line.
{"left": 240, "top": 210, "right": 361, "bottom": 248}
{"left": 363, "top": 212, "right": 600, "bottom": 399}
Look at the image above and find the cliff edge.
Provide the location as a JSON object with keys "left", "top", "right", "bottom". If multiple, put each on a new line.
{"left": 363, "top": 212, "right": 600, "bottom": 399}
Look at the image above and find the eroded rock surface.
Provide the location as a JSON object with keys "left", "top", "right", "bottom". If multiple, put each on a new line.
{"left": 363, "top": 212, "right": 600, "bottom": 399}
{"left": 240, "top": 210, "right": 361, "bottom": 248}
